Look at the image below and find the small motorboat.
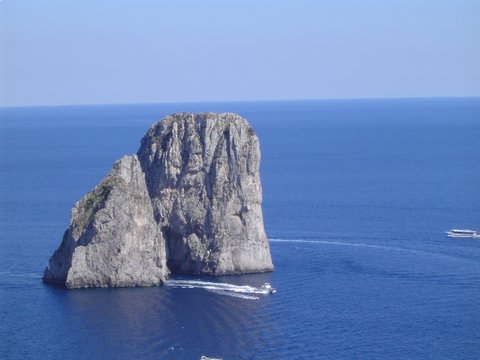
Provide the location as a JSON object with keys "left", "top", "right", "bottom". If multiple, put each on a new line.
{"left": 260, "top": 283, "right": 277, "bottom": 294}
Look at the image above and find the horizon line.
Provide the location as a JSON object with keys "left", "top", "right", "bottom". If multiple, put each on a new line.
{"left": 1, "top": 95, "right": 479, "bottom": 110}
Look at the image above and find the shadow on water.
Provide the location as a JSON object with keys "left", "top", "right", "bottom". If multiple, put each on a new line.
{"left": 45, "top": 272, "right": 277, "bottom": 360}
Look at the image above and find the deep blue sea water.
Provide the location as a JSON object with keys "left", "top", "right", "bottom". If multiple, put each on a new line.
{"left": 1, "top": 98, "right": 479, "bottom": 359}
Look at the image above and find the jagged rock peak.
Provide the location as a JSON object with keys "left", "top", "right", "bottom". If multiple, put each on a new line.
{"left": 138, "top": 112, "right": 273, "bottom": 275}
{"left": 43, "top": 155, "right": 167, "bottom": 288}
{"left": 43, "top": 112, "right": 273, "bottom": 289}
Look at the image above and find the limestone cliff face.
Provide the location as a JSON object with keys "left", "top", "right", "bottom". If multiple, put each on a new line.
{"left": 44, "top": 113, "right": 273, "bottom": 288}
{"left": 138, "top": 113, "right": 273, "bottom": 275}
{"left": 43, "top": 155, "right": 167, "bottom": 288}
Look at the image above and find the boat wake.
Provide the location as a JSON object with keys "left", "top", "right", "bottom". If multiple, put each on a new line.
{"left": 269, "top": 238, "right": 480, "bottom": 264}
{"left": 270, "top": 238, "right": 403, "bottom": 251}
{"left": 167, "top": 279, "right": 276, "bottom": 300}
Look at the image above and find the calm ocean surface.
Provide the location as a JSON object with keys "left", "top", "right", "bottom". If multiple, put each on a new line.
{"left": 1, "top": 98, "right": 479, "bottom": 359}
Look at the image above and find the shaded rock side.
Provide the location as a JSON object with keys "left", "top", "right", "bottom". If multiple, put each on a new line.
{"left": 43, "top": 155, "right": 167, "bottom": 289}
{"left": 137, "top": 112, "right": 273, "bottom": 275}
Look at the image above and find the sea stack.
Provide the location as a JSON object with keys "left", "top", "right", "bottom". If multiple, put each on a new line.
{"left": 43, "top": 113, "right": 273, "bottom": 288}
{"left": 43, "top": 155, "right": 167, "bottom": 288}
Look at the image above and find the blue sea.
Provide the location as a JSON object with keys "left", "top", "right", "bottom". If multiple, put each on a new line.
{"left": 1, "top": 98, "right": 479, "bottom": 359}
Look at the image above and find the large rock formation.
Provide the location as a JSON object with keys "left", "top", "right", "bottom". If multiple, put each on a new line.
{"left": 43, "top": 155, "right": 167, "bottom": 288}
{"left": 138, "top": 113, "right": 273, "bottom": 275}
{"left": 43, "top": 113, "right": 273, "bottom": 288}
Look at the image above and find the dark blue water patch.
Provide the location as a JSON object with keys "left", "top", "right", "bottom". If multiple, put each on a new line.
{"left": 1, "top": 98, "right": 480, "bottom": 359}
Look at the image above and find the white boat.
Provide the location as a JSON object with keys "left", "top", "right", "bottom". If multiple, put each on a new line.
{"left": 445, "top": 229, "right": 480, "bottom": 238}
{"left": 260, "top": 283, "right": 277, "bottom": 294}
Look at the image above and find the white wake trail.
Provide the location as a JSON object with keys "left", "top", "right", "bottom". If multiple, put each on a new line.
{"left": 167, "top": 279, "right": 274, "bottom": 300}
{"left": 269, "top": 238, "right": 397, "bottom": 251}
{"left": 269, "top": 238, "right": 480, "bottom": 264}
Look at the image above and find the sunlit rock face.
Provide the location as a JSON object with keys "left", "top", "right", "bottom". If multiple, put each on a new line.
{"left": 43, "top": 155, "right": 167, "bottom": 288}
{"left": 44, "top": 113, "right": 273, "bottom": 289}
{"left": 138, "top": 113, "right": 273, "bottom": 275}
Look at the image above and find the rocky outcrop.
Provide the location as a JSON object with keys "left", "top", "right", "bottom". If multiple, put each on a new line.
{"left": 138, "top": 113, "right": 273, "bottom": 275}
{"left": 43, "top": 155, "right": 167, "bottom": 288}
{"left": 43, "top": 113, "right": 273, "bottom": 288}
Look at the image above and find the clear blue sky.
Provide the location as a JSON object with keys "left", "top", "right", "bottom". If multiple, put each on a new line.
{"left": 1, "top": 0, "right": 479, "bottom": 106}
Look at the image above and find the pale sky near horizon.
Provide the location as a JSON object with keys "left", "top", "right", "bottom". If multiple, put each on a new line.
{"left": 0, "top": 0, "right": 479, "bottom": 107}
